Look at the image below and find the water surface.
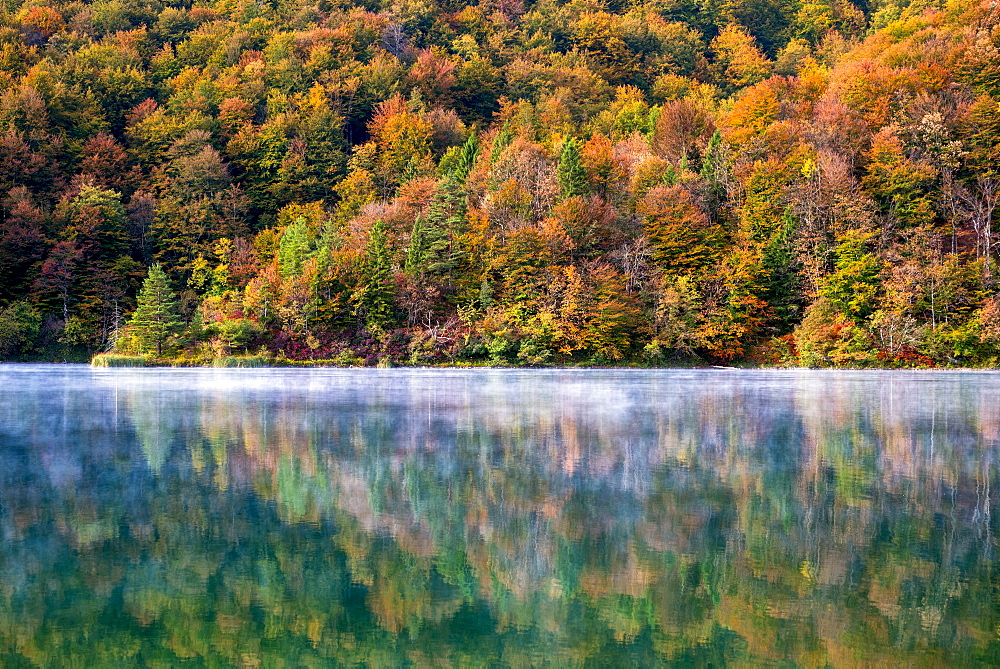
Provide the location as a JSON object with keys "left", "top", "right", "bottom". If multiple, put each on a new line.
{"left": 1, "top": 365, "right": 999, "bottom": 666}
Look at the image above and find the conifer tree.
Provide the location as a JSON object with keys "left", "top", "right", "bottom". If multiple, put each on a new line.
{"left": 557, "top": 137, "right": 587, "bottom": 199}
{"left": 453, "top": 134, "right": 479, "bottom": 181}
{"left": 358, "top": 221, "right": 394, "bottom": 329}
{"left": 405, "top": 215, "right": 427, "bottom": 276}
{"left": 277, "top": 219, "right": 313, "bottom": 279}
{"left": 127, "top": 264, "right": 181, "bottom": 355}
{"left": 423, "top": 177, "right": 467, "bottom": 279}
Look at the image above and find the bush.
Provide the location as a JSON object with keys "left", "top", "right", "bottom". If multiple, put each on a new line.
{"left": 216, "top": 318, "right": 264, "bottom": 353}
{"left": 326, "top": 351, "right": 365, "bottom": 366}
{"left": 0, "top": 301, "right": 41, "bottom": 359}
{"left": 211, "top": 355, "right": 272, "bottom": 367}
{"left": 794, "top": 298, "right": 879, "bottom": 367}
{"left": 91, "top": 354, "right": 149, "bottom": 367}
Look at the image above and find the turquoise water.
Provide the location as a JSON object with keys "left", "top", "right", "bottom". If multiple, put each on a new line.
{"left": 1, "top": 365, "right": 999, "bottom": 666}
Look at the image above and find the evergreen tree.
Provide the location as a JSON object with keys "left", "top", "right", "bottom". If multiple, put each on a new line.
{"left": 423, "top": 177, "right": 467, "bottom": 279}
{"left": 820, "top": 230, "right": 883, "bottom": 323}
{"left": 700, "top": 130, "right": 727, "bottom": 218}
{"left": 357, "top": 221, "right": 395, "bottom": 329}
{"left": 277, "top": 218, "right": 313, "bottom": 279}
{"left": 127, "top": 264, "right": 181, "bottom": 356}
{"left": 557, "top": 137, "right": 588, "bottom": 199}
{"left": 405, "top": 215, "right": 428, "bottom": 276}
{"left": 454, "top": 134, "right": 479, "bottom": 181}
{"left": 490, "top": 121, "right": 514, "bottom": 165}
{"left": 760, "top": 208, "right": 804, "bottom": 332}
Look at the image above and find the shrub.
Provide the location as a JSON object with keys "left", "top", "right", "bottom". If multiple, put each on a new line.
{"left": 211, "top": 355, "right": 272, "bottom": 367}
{"left": 91, "top": 354, "right": 149, "bottom": 367}
{"left": 0, "top": 301, "right": 41, "bottom": 359}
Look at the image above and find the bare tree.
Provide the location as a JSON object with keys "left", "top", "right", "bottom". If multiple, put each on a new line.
{"left": 954, "top": 176, "right": 1000, "bottom": 278}
{"left": 381, "top": 22, "right": 408, "bottom": 59}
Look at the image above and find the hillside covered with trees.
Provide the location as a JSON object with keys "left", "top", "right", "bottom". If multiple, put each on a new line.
{"left": 0, "top": 0, "right": 999, "bottom": 365}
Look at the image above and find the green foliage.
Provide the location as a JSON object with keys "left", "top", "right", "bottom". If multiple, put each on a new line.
{"left": 64, "top": 185, "right": 129, "bottom": 260}
{"left": 357, "top": 220, "right": 395, "bottom": 330}
{"left": 125, "top": 264, "right": 182, "bottom": 356}
{"left": 819, "top": 230, "right": 882, "bottom": 323}
{"left": 759, "top": 209, "right": 804, "bottom": 332}
{"left": 211, "top": 354, "right": 272, "bottom": 367}
{"left": 90, "top": 353, "right": 149, "bottom": 367}
{"left": 212, "top": 318, "right": 263, "bottom": 354}
{"left": 417, "top": 177, "right": 467, "bottom": 279}
{"left": 557, "top": 137, "right": 588, "bottom": 200}
{"left": 0, "top": 300, "right": 40, "bottom": 358}
{"left": 277, "top": 218, "right": 314, "bottom": 279}
{"left": 5, "top": 366, "right": 999, "bottom": 663}
{"left": 440, "top": 133, "right": 479, "bottom": 181}
{"left": 649, "top": 275, "right": 707, "bottom": 359}
{"left": 795, "top": 297, "right": 878, "bottom": 367}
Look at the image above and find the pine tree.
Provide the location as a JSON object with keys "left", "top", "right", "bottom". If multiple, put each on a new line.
{"left": 127, "top": 264, "right": 181, "bottom": 356}
{"left": 700, "top": 130, "right": 727, "bottom": 217}
{"left": 405, "top": 215, "right": 427, "bottom": 276}
{"left": 454, "top": 134, "right": 479, "bottom": 181}
{"left": 557, "top": 137, "right": 587, "bottom": 199}
{"left": 405, "top": 178, "right": 468, "bottom": 281}
{"left": 358, "top": 220, "right": 395, "bottom": 329}
{"left": 277, "top": 218, "right": 313, "bottom": 279}
{"left": 760, "top": 208, "right": 803, "bottom": 332}
{"left": 423, "top": 177, "right": 467, "bottom": 278}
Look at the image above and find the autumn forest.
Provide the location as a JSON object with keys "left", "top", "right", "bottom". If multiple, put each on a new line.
{"left": 1, "top": 0, "right": 999, "bottom": 365}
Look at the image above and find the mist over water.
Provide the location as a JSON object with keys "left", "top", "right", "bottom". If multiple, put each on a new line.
{"left": 1, "top": 365, "right": 999, "bottom": 665}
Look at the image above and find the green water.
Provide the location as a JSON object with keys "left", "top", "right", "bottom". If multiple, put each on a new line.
{"left": 1, "top": 366, "right": 999, "bottom": 666}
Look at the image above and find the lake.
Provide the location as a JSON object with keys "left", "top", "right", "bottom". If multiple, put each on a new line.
{"left": 0, "top": 365, "right": 998, "bottom": 666}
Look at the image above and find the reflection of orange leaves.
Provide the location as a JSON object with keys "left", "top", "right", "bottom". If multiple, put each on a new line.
{"left": 368, "top": 584, "right": 410, "bottom": 634}
{"left": 716, "top": 594, "right": 784, "bottom": 661}
{"left": 580, "top": 560, "right": 654, "bottom": 600}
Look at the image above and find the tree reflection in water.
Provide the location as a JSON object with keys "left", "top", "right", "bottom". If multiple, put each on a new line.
{"left": 0, "top": 366, "right": 998, "bottom": 665}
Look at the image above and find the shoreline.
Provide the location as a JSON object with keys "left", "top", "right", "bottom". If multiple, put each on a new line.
{"left": 66, "top": 354, "right": 1000, "bottom": 371}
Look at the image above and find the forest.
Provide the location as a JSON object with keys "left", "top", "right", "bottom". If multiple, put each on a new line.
{"left": 0, "top": 0, "right": 998, "bottom": 365}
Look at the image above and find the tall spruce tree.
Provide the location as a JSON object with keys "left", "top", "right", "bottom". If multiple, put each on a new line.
{"left": 358, "top": 220, "right": 395, "bottom": 329}
{"left": 453, "top": 134, "right": 479, "bottom": 181}
{"left": 557, "top": 137, "right": 587, "bottom": 199}
{"left": 127, "top": 264, "right": 181, "bottom": 355}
